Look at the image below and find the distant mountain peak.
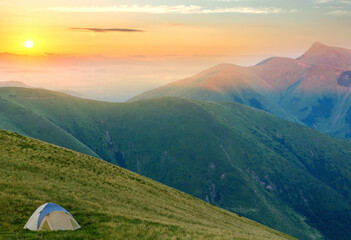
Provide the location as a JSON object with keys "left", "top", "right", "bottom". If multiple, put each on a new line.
{"left": 0, "top": 81, "right": 31, "bottom": 88}
{"left": 298, "top": 42, "right": 332, "bottom": 59}
{"left": 311, "top": 41, "right": 327, "bottom": 48}
{"left": 2, "top": 80, "right": 24, "bottom": 84}
{"left": 297, "top": 42, "right": 351, "bottom": 68}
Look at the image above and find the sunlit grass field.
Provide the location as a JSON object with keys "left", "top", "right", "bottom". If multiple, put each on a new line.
{"left": 0, "top": 130, "right": 293, "bottom": 239}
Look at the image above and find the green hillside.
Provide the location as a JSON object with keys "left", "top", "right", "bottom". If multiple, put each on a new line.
{"left": 0, "top": 130, "right": 293, "bottom": 240}
{"left": 3, "top": 87, "right": 351, "bottom": 239}
{"left": 0, "top": 93, "right": 98, "bottom": 157}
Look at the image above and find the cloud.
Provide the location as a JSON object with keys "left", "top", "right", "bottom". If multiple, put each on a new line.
{"left": 328, "top": 9, "right": 351, "bottom": 15}
{"left": 43, "top": 4, "right": 292, "bottom": 15}
{"left": 314, "top": 0, "right": 334, "bottom": 3}
{"left": 70, "top": 28, "right": 143, "bottom": 33}
{"left": 315, "top": 0, "right": 351, "bottom": 3}
{"left": 210, "top": 0, "right": 249, "bottom": 2}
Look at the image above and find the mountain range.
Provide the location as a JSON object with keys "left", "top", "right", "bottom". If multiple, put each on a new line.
{"left": 3, "top": 87, "right": 351, "bottom": 239}
{"left": 131, "top": 42, "right": 351, "bottom": 139}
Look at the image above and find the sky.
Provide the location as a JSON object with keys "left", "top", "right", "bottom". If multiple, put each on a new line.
{"left": 1, "top": 0, "right": 351, "bottom": 101}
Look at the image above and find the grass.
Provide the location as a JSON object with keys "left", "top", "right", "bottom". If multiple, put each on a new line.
{"left": 0, "top": 130, "right": 293, "bottom": 240}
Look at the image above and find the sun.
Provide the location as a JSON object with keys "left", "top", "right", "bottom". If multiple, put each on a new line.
{"left": 25, "top": 41, "right": 34, "bottom": 49}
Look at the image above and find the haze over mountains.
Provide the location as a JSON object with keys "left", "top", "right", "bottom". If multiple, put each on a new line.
{"left": 0, "top": 81, "right": 31, "bottom": 88}
{"left": 0, "top": 81, "right": 85, "bottom": 98}
{"left": 0, "top": 52, "right": 225, "bottom": 102}
{"left": 132, "top": 42, "right": 351, "bottom": 139}
{"left": 4, "top": 87, "right": 351, "bottom": 239}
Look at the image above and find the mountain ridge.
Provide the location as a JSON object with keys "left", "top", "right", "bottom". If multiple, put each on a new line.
{"left": 297, "top": 42, "right": 351, "bottom": 68}
{"left": 131, "top": 42, "right": 351, "bottom": 139}
{"left": 0, "top": 81, "right": 32, "bottom": 88}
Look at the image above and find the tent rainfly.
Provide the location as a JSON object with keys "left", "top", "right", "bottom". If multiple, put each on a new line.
{"left": 24, "top": 203, "right": 80, "bottom": 231}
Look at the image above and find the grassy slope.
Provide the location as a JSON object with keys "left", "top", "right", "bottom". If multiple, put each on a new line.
{"left": 0, "top": 130, "right": 293, "bottom": 240}
{"left": 3, "top": 88, "right": 351, "bottom": 239}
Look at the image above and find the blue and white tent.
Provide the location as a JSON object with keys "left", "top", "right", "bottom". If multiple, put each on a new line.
{"left": 24, "top": 203, "right": 80, "bottom": 231}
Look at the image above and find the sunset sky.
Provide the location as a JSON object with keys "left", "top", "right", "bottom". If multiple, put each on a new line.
{"left": 1, "top": 0, "right": 351, "bottom": 57}
{"left": 1, "top": 0, "right": 351, "bottom": 101}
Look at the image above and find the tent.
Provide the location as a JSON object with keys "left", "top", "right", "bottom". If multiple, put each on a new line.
{"left": 24, "top": 203, "right": 80, "bottom": 231}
